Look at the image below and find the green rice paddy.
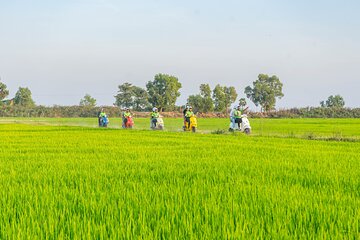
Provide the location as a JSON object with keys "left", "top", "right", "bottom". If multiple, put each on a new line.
{"left": 0, "top": 118, "right": 359, "bottom": 238}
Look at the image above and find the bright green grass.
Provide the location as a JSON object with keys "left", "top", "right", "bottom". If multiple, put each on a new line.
{"left": 0, "top": 124, "right": 359, "bottom": 239}
{"left": 2, "top": 117, "right": 360, "bottom": 139}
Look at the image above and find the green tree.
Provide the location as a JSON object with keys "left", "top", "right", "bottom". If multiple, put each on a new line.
{"left": 79, "top": 94, "right": 97, "bottom": 107}
{"left": 200, "top": 84, "right": 214, "bottom": 112}
{"left": 114, "top": 82, "right": 135, "bottom": 109}
{"left": 146, "top": 73, "right": 182, "bottom": 111}
{"left": 132, "top": 86, "right": 150, "bottom": 111}
{"left": 200, "top": 84, "right": 211, "bottom": 98}
{"left": 187, "top": 94, "right": 204, "bottom": 113}
{"left": 245, "top": 74, "right": 284, "bottom": 112}
{"left": 14, "top": 87, "right": 35, "bottom": 107}
{"left": 114, "top": 83, "right": 149, "bottom": 111}
{"left": 224, "top": 86, "right": 238, "bottom": 110}
{"left": 0, "top": 80, "right": 9, "bottom": 102}
{"left": 212, "top": 84, "right": 226, "bottom": 112}
{"left": 187, "top": 84, "right": 215, "bottom": 113}
{"left": 320, "top": 95, "right": 345, "bottom": 108}
{"left": 212, "top": 84, "right": 237, "bottom": 113}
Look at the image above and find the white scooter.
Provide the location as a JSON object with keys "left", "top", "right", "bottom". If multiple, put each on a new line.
{"left": 150, "top": 116, "right": 164, "bottom": 130}
{"left": 229, "top": 114, "right": 251, "bottom": 134}
{"left": 240, "top": 114, "right": 251, "bottom": 135}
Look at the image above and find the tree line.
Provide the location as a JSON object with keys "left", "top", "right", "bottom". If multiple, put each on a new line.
{"left": 0, "top": 79, "right": 35, "bottom": 107}
{"left": 1, "top": 105, "right": 359, "bottom": 118}
{"left": 112, "top": 73, "right": 285, "bottom": 112}
{"left": 0, "top": 73, "right": 348, "bottom": 113}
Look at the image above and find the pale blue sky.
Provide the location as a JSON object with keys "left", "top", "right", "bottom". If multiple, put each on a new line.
{"left": 0, "top": 0, "right": 359, "bottom": 108}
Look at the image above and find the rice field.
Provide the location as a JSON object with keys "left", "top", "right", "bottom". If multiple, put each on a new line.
{"left": 0, "top": 118, "right": 359, "bottom": 238}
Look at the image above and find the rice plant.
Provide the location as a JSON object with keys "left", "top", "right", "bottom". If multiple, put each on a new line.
{"left": 0, "top": 122, "right": 359, "bottom": 238}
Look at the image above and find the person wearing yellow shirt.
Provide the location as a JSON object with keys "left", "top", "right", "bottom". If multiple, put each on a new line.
{"left": 151, "top": 107, "right": 160, "bottom": 128}
{"left": 234, "top": 105, "right": 248, "bottom": 130}
{"left": 98, "top": 108, "right": 109, "bottom": 127}
{"left": 122, "top": 108, "right": 131, "bottom": 127}
{"left": 184, "top": 106, "right": 194, "bottom": 129}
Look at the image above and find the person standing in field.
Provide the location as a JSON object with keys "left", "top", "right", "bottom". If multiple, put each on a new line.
{"left": 234, "top": 105, "right": 249, "bottom": 129}
{"left": 184, "top": 106, "right": 194, "bottom": 129}
{"left": 120, "top": 107, "right": 125, "bottom": 124}
{"left": 229, "top": 106, "right": 237, "bottom": 131}
{"left": 151, "top": 107, "right": 160, "bottom": 128}
{"left": 233, "top": 106, "right": 242, "bottom": 129}
{"left": 122, "top": 108, "right": 132, "bottom": 127}
{"left": 183, "top": 103, "right": 190, "bottom": 129}
{"left": 183, "top": 103, "right": 190, "bottom": 117}
{"left": 98, "top": 108, "right": 106, "bottom": 126}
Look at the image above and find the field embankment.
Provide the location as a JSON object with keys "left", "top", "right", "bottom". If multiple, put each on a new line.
{"left": 1, "top": 117, "right": 360, "bottom": 140}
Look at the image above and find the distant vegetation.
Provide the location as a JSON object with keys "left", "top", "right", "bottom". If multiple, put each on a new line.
{"left": 1, "top": 73, "right": 284, "bottom": 113}
{"left": 79, "top": 94, "right": 97, "bottom": 107}
{"left": 245, "top": 74, "right": 284, "bottom": 112}
{"left": 320, "top": 95, "right": 345, "bottom": 108}
{"left": 0, "top": 105, "right": 359, "bottom": 118}
{"left": 1, "top": 73, "right": 356, "bottom": 118}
